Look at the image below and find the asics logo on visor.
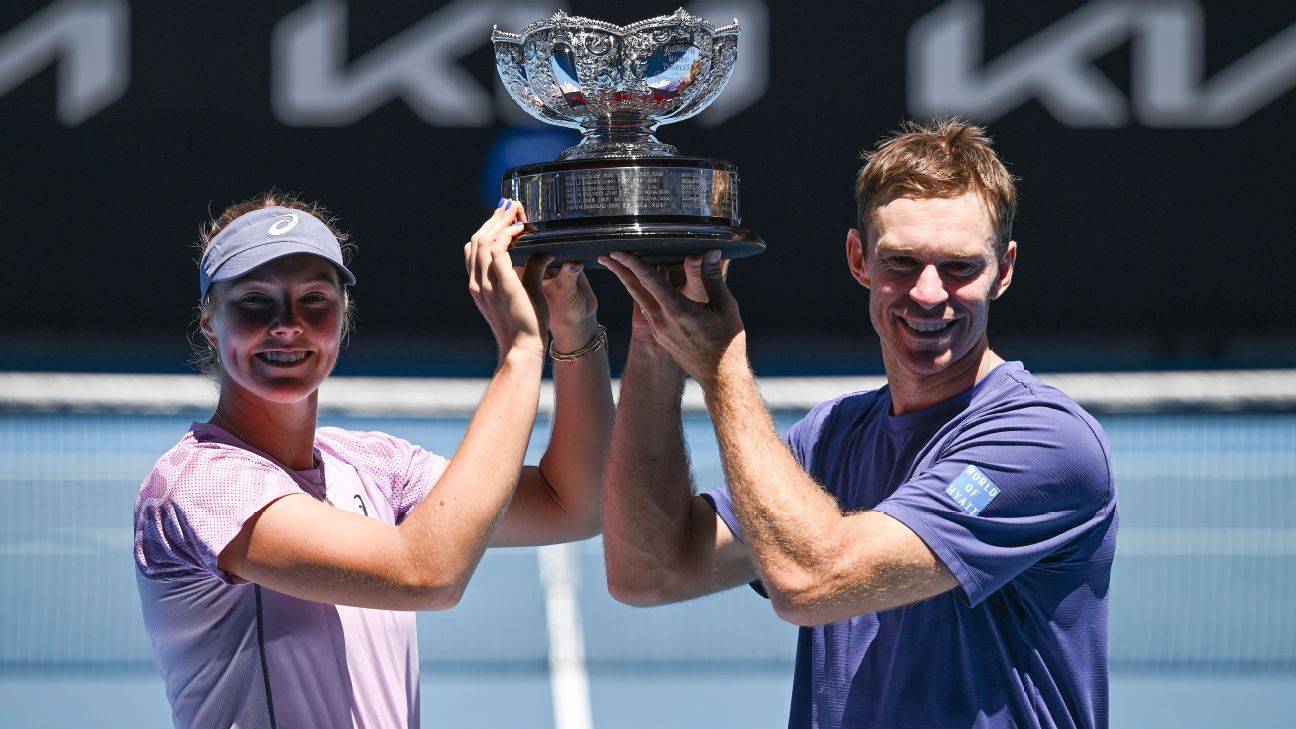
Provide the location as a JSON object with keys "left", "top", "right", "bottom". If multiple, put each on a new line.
{"left": 268, "top": 213, "right": 299, "bottom": 236}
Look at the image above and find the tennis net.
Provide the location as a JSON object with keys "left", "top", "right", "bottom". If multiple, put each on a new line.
{"left": 1, "top": 370, "right": 1293, "bottom": 673}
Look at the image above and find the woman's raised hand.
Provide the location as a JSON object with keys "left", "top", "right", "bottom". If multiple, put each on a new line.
{"left": 465, "top": 200, "right": 549, "bottom": 360}
{"left": 542, "top": 259, "right": 600, "bottom": 354}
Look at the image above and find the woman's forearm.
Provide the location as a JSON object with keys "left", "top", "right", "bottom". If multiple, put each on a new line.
{"left": 398, "top": 348, "right": 544, "bottom": 594}
{"left": 537, "top": 324, "right": 614, "bottom": 529}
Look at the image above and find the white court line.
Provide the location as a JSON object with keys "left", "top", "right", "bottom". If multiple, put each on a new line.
{"left": 538, "top": 543, "right": 593, "bottom": 729}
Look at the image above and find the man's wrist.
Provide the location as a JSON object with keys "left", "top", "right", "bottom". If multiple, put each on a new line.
{"left": 628, "top": 333, "right": 680, "bottom": 364}
{"left": 623, "top": 337, "right": 686, "bottom": 397}
{"left": 696, "top": 333, "right": 751, "bottom": 394}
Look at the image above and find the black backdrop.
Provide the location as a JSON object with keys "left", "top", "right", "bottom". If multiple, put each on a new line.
{"left": 3, "top": 1, "right": 1293, "bottom": 374}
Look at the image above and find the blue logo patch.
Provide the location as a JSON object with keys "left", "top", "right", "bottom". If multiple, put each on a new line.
{"left": 944, "top": 465, "right": 1001, "bottom": 516}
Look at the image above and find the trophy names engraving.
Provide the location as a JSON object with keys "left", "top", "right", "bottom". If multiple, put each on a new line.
{"left": 512, "top": 167, "right": 739, "bottom": 221}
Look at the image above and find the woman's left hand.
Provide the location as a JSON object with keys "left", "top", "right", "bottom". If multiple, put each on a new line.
{"left": 542, "top": 262, "right": 600, "bottom": 353}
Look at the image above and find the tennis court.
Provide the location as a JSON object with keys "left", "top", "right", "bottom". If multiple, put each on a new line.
{"left": 2, "top": 372, "right": 1294, "bottom": 727}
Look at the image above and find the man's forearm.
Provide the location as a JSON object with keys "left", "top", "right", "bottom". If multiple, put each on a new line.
{"left": 705, "top": 339, "right": 848, "bottom": 598}
{"left": 603, "top": 336, "right": 699, "bottom": 603}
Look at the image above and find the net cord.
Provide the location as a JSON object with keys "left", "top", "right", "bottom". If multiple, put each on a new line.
{"left": 2, "top": 369, "right": 1294, "bottom": 416}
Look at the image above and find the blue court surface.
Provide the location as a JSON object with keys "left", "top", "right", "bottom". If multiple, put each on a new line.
{"left": 2, "top": 409, "right": 1293, "bottom": 727}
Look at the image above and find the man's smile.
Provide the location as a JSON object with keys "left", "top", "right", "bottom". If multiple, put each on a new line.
{"left": 899, "top": 316, "right": 956, "bottom": 334}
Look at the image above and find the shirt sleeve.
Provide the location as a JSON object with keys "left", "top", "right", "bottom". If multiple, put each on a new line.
{"left": 134, "top": 442, "right": 304, "bottom": 584}
{"left": 700, "top": 485, "right": 740, "bottom": 542}
{"left": 873, "top": 402, "right": 1115, "bottom": 607}
{"left": 317, "top": 428, "right": 450, "bottom": 523}
{"left": 388, "top": 439, "right": 449, "bottom": 523}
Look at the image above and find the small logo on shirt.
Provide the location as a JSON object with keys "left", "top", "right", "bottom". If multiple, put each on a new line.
{"left": 268, "top": 213, "right": 299, "bottom": 235}
{"left": 944, "top": 464, "right": 1001, "bottom": 516}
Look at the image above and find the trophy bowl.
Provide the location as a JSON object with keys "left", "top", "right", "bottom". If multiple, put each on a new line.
{"left": 493, "top": 8, "right": 764, "bottom": 267}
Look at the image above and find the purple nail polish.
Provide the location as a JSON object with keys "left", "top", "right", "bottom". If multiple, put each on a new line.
{"left": 504, "top": 199, "right": 513, "bottom": 211}
{"left": 497, "top": 197, "right": 507, "bottom": 209}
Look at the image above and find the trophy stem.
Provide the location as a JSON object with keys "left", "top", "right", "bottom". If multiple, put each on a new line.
{"left": 560, "top": 114, "right": 679, "bottom": 160}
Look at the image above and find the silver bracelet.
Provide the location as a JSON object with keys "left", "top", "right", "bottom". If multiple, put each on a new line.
{"left": 549, "top": 325, "right": 608, "bottom": 362}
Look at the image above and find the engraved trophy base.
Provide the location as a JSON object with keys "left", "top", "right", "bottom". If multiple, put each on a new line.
{"left": 503, "top": 157, "right": 765, "bottom": 269}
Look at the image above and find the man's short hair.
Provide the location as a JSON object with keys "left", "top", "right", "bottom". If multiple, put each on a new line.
{"left": 855, "top": 118, "right": 1017, "bottom": 256}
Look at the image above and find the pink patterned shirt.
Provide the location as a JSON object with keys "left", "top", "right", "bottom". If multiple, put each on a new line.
{"left": 134, "top": 422, "right": 449, "bottom": 729}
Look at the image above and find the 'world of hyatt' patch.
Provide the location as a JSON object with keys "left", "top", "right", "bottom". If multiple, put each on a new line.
{"left": 944, "top": 464, "right": 1000, "bottom": 516}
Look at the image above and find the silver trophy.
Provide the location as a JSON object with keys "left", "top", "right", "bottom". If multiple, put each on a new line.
{"left": 492, "top": 8, "right": 764, "bottom": 266}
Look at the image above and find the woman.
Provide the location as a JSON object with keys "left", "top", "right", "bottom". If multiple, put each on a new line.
{"left": 133, "top": 194, "right": 613, "bottom": 728}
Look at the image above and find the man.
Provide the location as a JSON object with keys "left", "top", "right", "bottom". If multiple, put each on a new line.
{"left": 597, "top": 118, "right": 1118, "bottom": 729}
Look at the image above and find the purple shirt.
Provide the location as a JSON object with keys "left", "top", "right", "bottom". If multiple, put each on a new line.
{"left": 134, "top": 423, "right": 448, "bottom": 729}
{"left": 705, "top": 362, "right": 1118, "bottom": 729}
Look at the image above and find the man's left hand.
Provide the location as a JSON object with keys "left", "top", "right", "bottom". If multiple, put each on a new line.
{"left": 599, "top": 249, "right": 744, "bottom": 389}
